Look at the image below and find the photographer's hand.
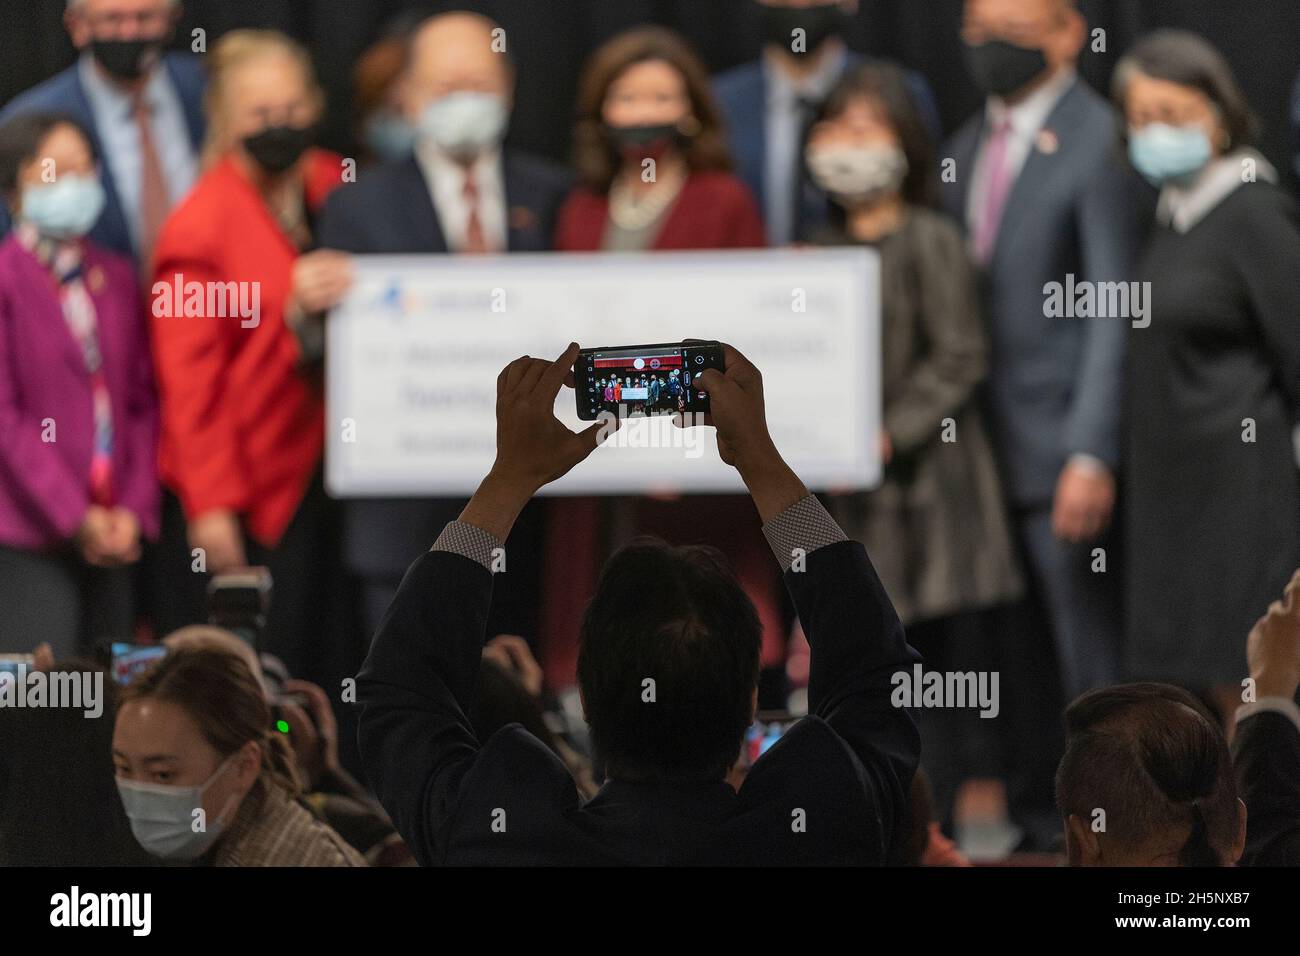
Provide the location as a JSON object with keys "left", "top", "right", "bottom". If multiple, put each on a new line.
{"left": 460, "top": 343, "right": 616, "bottom": 540}
{"left": 691, "top": 343, "right": 807, "bottom": 523}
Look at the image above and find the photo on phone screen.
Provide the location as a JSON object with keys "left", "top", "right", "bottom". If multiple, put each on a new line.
{"left": 110, "top": 643, "right": 168, "bottom": 685}
{"left": 573, "top": 341, "right": 725, "bottom": 421}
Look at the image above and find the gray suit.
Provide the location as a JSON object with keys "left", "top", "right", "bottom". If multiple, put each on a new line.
{"left": 939, "top": 77, "right": 1149, "bottom": 699}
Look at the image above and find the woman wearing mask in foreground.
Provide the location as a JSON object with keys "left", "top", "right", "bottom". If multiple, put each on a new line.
{"left": 113, "top": 646, "right": 364, "bottom": 866}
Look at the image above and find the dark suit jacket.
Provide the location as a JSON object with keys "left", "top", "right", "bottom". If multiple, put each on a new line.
{"left": 0, "top": 54, "right": 207, "bottom": 259}
{"left": 316, "top": 152, "right": 571, "bottom": 580}
{"left": 356, "top": 534, "right": 922, "bottom": 865}
{"left": 1233, "top": 709, "right": 1300, "bottom": 866}
{"left": 713, "top": 53, "right": 941, "bottom": 245}
{"left": 939, "top": 79, "right": 1149, "bottom": 507}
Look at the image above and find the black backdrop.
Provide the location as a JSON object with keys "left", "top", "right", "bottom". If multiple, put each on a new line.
{"left": 1, "top": 0, "right": 1298, "bottom": 187}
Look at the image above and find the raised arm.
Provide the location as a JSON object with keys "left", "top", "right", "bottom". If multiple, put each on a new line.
{"left": 355, "top": 343, "right": 611, "bottom": 863}
{"left": 694, "top": 346, "right": 921, "bottom": 786}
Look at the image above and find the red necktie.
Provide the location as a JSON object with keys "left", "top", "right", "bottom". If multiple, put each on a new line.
{"left": 133, "top": 92, "right": 170, "bottom": 270}
{"left": 461, "top": 168, "right": 489, "bottom": 254}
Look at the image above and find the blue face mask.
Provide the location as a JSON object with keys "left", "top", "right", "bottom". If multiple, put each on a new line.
{"left": 20, "top": 173, "right": 106, "bottom": 240}
{"left": 365, "top": 112, "right": 417, "bottom": 162}
{"left": 1129, "top": 123, "right": 1213, "bottom": 185}
{"left": 116, "top": 755, "right": 239, "bottom": 862}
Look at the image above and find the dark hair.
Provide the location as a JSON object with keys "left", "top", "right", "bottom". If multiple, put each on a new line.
{"left": 814, "top": 60, "right": 936, "bottom": 208}
{"left": 121, "top": 647, "right": 301, "bottom": 798}
{"left": 1055, "top": 683, "right": 1239, "bottom": 866}
{"left": 1112, "top": 30, "right": 1257, "bottom": 150}
{"left": 0, "top": 111, "right": 97, "bottom": 203}
{"left": 572, "top": 26, "right": 732, "bottom": 193}
{"left": 577, "top": 538, "right": 761, "bottom": 782}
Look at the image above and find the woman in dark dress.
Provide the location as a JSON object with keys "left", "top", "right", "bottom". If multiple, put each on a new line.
{"left": 1114, "top": 32, "right": 1300, "bottom": 713}
{"left": 804, "top": 63, "right": 1023, "bottom": 822}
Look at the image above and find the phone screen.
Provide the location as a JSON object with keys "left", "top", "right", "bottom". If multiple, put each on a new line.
{"left": 574, "top": 341, "right": 724, "bottom": 421}
{"left": 110, "top": 643, "right": 167, "bottom": 685}
{"left": 740, "top": 712, "right": 800, "bottom": 768}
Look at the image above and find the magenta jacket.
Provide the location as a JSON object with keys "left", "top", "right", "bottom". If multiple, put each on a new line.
{"left": 0, "top": 234, "right": 160, "bottom": 551}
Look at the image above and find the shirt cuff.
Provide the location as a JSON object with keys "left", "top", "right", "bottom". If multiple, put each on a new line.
{"left": 1236, "top": 696, "right": 1300, "bottom": 736}
{"left": 761, "top": 494, "right": 848, "bottom": 572}
{"left": 1066, "top": 453, "right": 1111, "bottom": 476}
{"left": 431, "top": 521, "right": 503, "bottom": 572}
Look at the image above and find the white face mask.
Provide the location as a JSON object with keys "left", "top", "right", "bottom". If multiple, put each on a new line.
{"left": 806, "top": 144, "right": 909, "bottom": 206}
{"left": 115, "top": 755, "right": 239, "bottom": 861}
{"left": 418, "top": 91, "right": 508, "bottom": 158}
{"left": 20, "top": 173, "right": 107, "bottom": 240}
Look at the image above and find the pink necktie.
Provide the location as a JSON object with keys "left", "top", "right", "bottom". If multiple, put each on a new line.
{"left": 973, "top": 118, "right": 1013, "bottom": 265}
{"left": 461, "top": 169, "right": 489, "bottom": 254}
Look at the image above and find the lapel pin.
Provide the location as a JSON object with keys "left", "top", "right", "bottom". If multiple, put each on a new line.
{"left": 1036, "top": 129, "right": 1060, "bottom": 155}
{"left": 509, "top": 206, "right": 536, "bottom": 231}
{"left": 87, "top": 265, "right": 106, "bottom": 293}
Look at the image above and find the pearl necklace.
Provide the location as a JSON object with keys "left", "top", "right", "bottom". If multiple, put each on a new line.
{"left": 608, "top": 165, "right": 686, "bottom": 232}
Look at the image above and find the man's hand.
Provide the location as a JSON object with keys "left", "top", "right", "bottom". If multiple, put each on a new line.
{"left": 460, "top": 343, "right": 615, "bottom": 540}
{"left": 1247, "top": 570, "right": 1300, "bottom": 700}
{"left": 483, "top": 634, "right": 545, "bottom": 699}
{"left": 1051, "top": 460, "right": 1115, "bottom": 543}
{"left": 288, "top": 250, "right": 354, "bottom": 317}
{"left": 689, "top": 342, "right": 807, "bottom": 523}
{"left": 281, "top": 678, "right": 340, "bottom": 790}
{"left": 188, "top": 509, "right": 247, "bottom": 574}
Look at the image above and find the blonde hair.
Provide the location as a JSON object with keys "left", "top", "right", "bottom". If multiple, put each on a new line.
{"left": 202, "top": 29, "right": 323, "bottom": 167}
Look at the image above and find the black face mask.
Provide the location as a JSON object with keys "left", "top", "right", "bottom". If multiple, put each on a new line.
{"left": 91, "top": 38, "right": 163, "bottom": 82}
{"left": 964, "top": 39, "right": 1049, "bottom": 99}
{"left": 604, "top": 122, "right": 684, "bottom": 159}
{"left": 758, "top": 2, "right": 849, "bottom": 56}
{"left": 243, "top": 125, "right": 312, "bottom": 174}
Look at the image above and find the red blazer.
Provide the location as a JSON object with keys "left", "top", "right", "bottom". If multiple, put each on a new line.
{"left": 555, "top": 170, "right": 765, "bottom": 251}
{"left": 150, "top": 151, "right": 342, "bottom": 547}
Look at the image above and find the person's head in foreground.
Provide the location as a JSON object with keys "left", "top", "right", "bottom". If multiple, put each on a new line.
{"left": 1056, "top": 682, "right": 1246, "bottom": 866}
{"left": 578, "top": 539, "right": 762, "bottom": 782}
{"left": 112, "top": 646, "right": 301, "bottom": 862}
{"left": 1112, "top": 30, "right": 1256, "bottom": 188}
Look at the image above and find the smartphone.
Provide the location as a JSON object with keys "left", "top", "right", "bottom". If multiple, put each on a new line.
{"left": 207, "top": 567, "right": 273, "bottom": 652}
{"left": 740, "top": 711, "right": 801, "bottom": 768}
{"left": 574, "top": 341, "right": 725, "bottom": 421}
{"left": 110, "top": 643, "right": 168, "bottom": 685}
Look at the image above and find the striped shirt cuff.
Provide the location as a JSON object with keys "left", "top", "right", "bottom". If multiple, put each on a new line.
{"left": 761, "top": 494, "right": 848, "bottom": 572}
{"left": 431, "top": 521, "right": 503, "bottom": 572}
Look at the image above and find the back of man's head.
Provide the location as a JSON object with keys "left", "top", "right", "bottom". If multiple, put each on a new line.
{"left": 577, "top": 538, "right": 762, "bottom": 783}
{"left": 1056, "top": 683, "right": 1244, "bottom": 866}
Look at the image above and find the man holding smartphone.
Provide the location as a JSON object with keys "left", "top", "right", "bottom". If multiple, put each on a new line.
{"left": 356, "top": 342, "right": 921, "bottom": 865}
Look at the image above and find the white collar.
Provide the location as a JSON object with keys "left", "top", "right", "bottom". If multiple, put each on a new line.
{"left": 985, "top": 67, "right": 1075, "bottom": 137}
{"left": 1158, "top": 148, "right": 1276, "bottom": 233}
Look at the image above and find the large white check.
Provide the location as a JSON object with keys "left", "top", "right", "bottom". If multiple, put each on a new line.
{"left": 326, "top": 249, "right": 880, "bottom": 496}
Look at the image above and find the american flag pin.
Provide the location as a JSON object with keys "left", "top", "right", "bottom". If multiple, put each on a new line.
{"left": 1036, "top": 129, "right": 1060, "bottom": 154}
